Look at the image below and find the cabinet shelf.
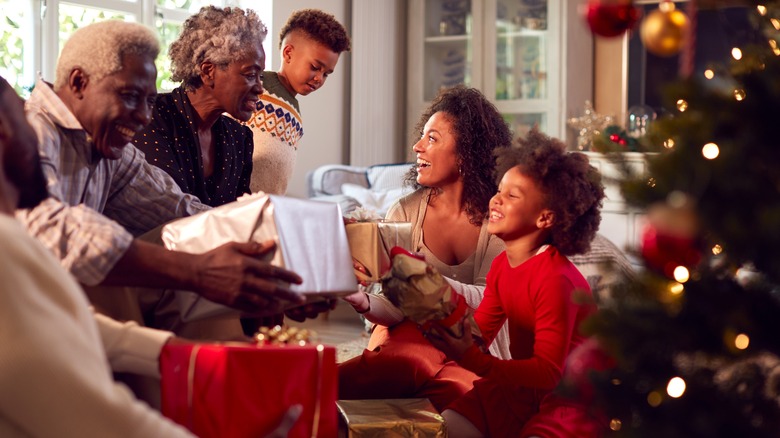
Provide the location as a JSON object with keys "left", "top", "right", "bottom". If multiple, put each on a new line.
{"left": 425, "top": 34, "right": 471, "bottom": 43}
{"left": 496, "top": 29, "right": 547, "bottom": 38}
{"left": 408, "top": 0, "right": 592, "bottom": 149}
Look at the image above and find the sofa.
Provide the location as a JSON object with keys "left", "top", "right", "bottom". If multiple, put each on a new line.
{"left": 306, "top": 162, "right": 635, "bottom": 304}
{"left": 306, "top": 162, "right": 414, "bottom": 217}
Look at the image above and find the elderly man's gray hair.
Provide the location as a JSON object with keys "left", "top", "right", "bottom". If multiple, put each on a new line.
{"left": 54, "top": 21, "right": 160, "bottom": 91}
{"left": 169, "top": 6, "right": 267, "bottom": 91}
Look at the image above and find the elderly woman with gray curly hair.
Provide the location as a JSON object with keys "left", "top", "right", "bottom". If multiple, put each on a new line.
{"left": 133, "top": 5, "right": 266, "bottom": 207}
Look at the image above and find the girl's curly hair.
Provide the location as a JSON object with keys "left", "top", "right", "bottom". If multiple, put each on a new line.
{"left": 405, "top": 85, "right": 513, "bottom": 225}
{"left": 169, "top": 6, "right": 267, "bottom": 90}
{"left": 495, "top": 128, "right": 605, "bottom": 256}
{"left": 279, "top": 9, "right": 351, "bottom": 53}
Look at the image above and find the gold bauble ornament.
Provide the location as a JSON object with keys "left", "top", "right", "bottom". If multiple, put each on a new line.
{"left": 640, "top": 2, "right": 690, "bottom": 57}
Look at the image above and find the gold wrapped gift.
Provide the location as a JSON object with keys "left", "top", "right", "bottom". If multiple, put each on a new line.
{"left": 337, "top": 398, "right": 446, "bottom": 437}
{"left": 345, "top": 221, "right": 412, "bottom": 283}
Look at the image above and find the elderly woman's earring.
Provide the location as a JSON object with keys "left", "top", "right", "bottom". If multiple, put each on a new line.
{"left": 458, "top": 166, "right": 464, "bottom": 176}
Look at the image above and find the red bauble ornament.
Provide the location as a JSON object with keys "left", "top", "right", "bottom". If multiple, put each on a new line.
{"left": 585, "top": 0, "right": 640, "bottom": 38}
{"left": 641, "top": 223, "right": 701, "bottom": 278}
{"left": 561, "top": 338, "right": 616, "bottom": 404}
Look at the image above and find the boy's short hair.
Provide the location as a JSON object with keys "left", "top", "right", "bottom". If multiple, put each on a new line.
{"left": 495, "top": 128, "right": 605, "bottom": 256}
{"left": 279, "top": 9, "right": 351, "bottom": 53}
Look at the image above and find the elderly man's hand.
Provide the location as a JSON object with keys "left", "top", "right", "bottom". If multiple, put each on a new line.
{"left": 193, "top": 240, "right": 305, "bottom": 315}
{"left": 284, "top": 297, "right": 338, "bottom": 322}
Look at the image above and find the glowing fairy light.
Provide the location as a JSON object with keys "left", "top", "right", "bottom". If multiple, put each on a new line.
{"left": 770, "top": 40, "right": 780, "bottom": 56}
{"left": 676, "top": 99, "right": 688, "bottom": 112}
{"left": 667, "top": 377, "right": 686, "bottom": 398}
{"left": 771, "top": 18, "right": 780, "bottom": 31}
{"left": 663, "top": 138, "right": 675, "bottom": 149}
{"left": 673, "top": 266, "right": 690, "bottom": 283}
{"left": 757, "top": 5, "right": 767, "bottom": 16}
{"left": 702, "top": 142, "right": 720, "bottom": 159}
{"left": 732, "top": 47, "right": 743, "bottom": 60}
{"left": 669, "top": 282, "right": 684, "bottom": 295}
{"left": 704, "top": 69, "right": 714, "bottom": 79}
{"left": 712, "top": 244, "right": 723, "bottom": 255}
{"left": 647, "top": 391, "right": 663, "bottom": 407}
{"left": 735, "top": 333, "right": 750, "bottom": 350}
{"left": 647, "top": 177, "right": 656, "bottom": 188}
{"left": 734, "top": 89, "right": 746, "bottom": 101}
{"left": 609, "top": 419, "right": 622, "bottom": 431}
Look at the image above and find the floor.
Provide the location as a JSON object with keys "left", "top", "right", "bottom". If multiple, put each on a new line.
{"left": 287, "top": 300, "right": 370, "bottom": 362}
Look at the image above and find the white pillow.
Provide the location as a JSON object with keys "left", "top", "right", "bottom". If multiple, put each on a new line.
{"left": 341, "top": 183, "right": 411, "bottom": 217}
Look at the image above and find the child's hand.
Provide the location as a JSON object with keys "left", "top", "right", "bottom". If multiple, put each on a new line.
{"left": 424, "top": 318, "right": 474, "bottom": 361}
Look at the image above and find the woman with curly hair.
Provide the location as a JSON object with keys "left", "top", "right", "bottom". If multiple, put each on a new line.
{"left": 248, "top": 8, "right": 350, "bottom": 195}
{"left": 426, "top": 128, "right": 605, "bottom": 437}
{"left": 133, "top": 5, "right": 266, "bottom": 207}
{"left": 339, "top": 86, "right": 513, "bottom": 411}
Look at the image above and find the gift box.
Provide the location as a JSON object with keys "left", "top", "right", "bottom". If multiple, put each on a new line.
{"left": 161, "top": 193, "right": 357, "bottom": 321}
{"left": 345, "top": 221, "right": 412, "bottom": 283}
{"left": 336, "top": 398, "right": 446, "bottom": 437}
{"left": 161, "top": 342, "right": 338, "bottom": 438}
{"left": 382, "top": 249, "right": 486, "bottom": 351}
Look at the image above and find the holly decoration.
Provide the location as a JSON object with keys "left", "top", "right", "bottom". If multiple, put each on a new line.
{"left": 585, "top": 0, "right": 641, "bottom": 38}
{"left": 591, "top": 125, "right": 648, "bottom": 153}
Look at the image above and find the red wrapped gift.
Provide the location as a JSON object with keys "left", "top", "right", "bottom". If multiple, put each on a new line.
{"left": 161, "top": 342, "right": 338, "bottom": 438}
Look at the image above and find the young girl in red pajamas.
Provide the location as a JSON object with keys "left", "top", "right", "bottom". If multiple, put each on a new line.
{"left": 426, "top": 128, "right": 606, "bottom": 437}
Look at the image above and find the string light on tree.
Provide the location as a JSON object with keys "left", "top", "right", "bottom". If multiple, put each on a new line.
{"left": 647, "top": 391, "right": 663, "bottom": 407}
{"left": 667, "top": 377, "right": 686, "bottom": 398}
{"left": 735, "top": 333, "right": 750, "bottom": 350}
{"left": 732, "top": 47, "right": 743, "bottom": 60}
{"left": 702, "top": 142, "right": 720, "bottom": 159}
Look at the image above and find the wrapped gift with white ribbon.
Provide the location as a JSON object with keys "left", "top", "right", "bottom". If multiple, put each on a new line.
{"left": 161, "top": 193, "right": 357, "bottom": 322}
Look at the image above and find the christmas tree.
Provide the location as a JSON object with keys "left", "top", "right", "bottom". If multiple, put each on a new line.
{"left": 572, "top": 1, "right": 780, "bottom": 436}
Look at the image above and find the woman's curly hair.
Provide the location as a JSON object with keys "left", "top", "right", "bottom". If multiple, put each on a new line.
{"left": 280, "top": 9, "right": 351, "bottom": 53}
{"left": 169, "top": 6, "right": 267, "bottom": 90}
{"left": 494, "top": 128, "right": 605, "bottom": 256}
{"left": 405, "top": 85, "right": 513, "bottom": 225}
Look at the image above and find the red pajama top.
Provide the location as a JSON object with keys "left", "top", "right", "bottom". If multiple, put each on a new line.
{"left": 460, "top": 246, "right": 595, "bottom": 391}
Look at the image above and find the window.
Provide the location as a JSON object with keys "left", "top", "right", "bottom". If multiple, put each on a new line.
{"left": 0, "top": 0, "right": 246, "bottom": 97}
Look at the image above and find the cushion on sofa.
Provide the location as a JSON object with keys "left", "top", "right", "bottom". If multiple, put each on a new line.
{"left": 309, "top": 164, "right": 370, "bottom": 197}
{"left": 341, "top": 183, "right": 413, "bottom": 216}
{"left": 366, "top": 163, "right": 413, "bottom": 191}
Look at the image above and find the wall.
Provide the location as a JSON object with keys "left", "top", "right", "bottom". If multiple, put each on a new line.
{"left": 349, "top": 1, "right": 407, "bottom": 166}
{"left": 594, "top": 36, "right": 627, "bottom": 122}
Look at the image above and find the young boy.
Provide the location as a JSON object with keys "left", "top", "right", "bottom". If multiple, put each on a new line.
{"left": 247, "top": 9, "right": 350, "bottom": 195}
{"left": 426, "top": 128, "right": 606, "bottom": 437}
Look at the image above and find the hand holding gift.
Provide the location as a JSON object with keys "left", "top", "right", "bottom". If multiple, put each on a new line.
{"left": 381, "top": 247, "right": 486, "bottom": 353}
{"left": 190, "top": 240, "right": 304, "bottom": 315}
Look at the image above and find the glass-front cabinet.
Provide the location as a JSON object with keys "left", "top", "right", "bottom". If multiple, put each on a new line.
{"left": 407, "top": 0, "right": 587, "bottom": 144}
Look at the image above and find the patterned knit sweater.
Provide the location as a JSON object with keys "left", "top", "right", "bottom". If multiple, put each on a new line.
{"left": 246, "top": 71, "right": 303, "bottom": 195}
